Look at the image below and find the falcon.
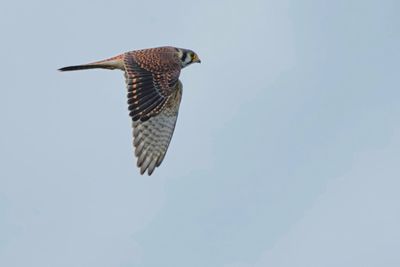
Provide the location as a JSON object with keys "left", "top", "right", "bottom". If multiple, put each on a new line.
{"left": 59, "top": 46, "right": 201, "bottom": 175}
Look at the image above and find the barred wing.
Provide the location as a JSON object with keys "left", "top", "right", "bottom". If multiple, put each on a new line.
{"left": 132, "top": 81, "right": 183, "bottom": 175}
{"left": 124, "top": 50, "right": 181, "bottom": 122}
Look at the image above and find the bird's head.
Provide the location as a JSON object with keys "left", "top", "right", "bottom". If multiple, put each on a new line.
{"left": 177, "top": 48, "right": 201, "bottom": 68}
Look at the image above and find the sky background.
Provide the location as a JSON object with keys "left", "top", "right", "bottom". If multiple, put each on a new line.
{"left": 1, "top": 0, "right": 399, "bottom": 266}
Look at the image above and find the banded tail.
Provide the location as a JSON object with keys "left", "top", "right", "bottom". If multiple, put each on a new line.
{"left": 58, "top": 54, "right": 125, "bottom": 72}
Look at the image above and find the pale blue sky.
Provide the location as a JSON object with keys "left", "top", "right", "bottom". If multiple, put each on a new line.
{"left": 1, "top": 0, "right": 399, "bottom": 267}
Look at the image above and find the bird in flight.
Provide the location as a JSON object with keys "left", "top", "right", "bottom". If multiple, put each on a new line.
{"left": 59, "top": 46, "right": 201, "bottom": 175}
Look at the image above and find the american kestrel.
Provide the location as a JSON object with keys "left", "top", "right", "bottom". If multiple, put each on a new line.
{"left": 59, "top": 46, "right": 201, "bottom": 175}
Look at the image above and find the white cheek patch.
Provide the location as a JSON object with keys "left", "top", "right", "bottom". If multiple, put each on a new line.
{"left": 177, "top": 50, "right": 184, "bottom": 59}
{"left": 184, "top": 54, "right": 192, "bottom": 65}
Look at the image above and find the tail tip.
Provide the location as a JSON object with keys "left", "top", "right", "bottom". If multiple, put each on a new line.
{"left": 58, "top": 66, "right": 77, "bottom": 72}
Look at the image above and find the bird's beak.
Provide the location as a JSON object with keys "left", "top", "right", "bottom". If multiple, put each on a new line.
{"left": 194, "top": 54, "right": 201, "bottom": 63}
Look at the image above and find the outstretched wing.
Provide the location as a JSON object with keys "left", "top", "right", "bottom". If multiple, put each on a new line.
{"left": 124, "top": 48, "right": 181, "bottom": 122}
{"left": 132, "top": 81, "right": 183, "bottom": 175}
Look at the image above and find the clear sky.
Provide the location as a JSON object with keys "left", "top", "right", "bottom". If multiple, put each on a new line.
{"left": 1, "top": 0, "right": 399, "bottom": 266}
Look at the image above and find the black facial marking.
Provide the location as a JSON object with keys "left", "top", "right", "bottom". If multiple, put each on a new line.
{"left": 181, "top": 52, "right": 187, "bottom": 63}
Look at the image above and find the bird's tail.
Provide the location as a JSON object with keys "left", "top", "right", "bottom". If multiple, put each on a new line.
{"left": 58, "top": 54, "right": 125, "bottom": 72}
